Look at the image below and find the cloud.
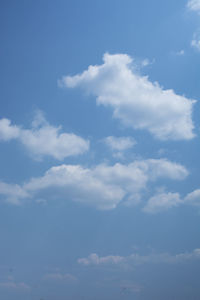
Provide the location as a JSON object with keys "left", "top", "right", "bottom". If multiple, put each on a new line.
{"left": 0, "top": 182, "right": 29, "bottom": 205}
{"left": 0, "top": 281, "right": 30, "bottom": 291}
{"left": 43, "top": 273, "right": 77, "bottom": 283}
{"left": 78, "top": 253, "right": 124, "bottom": 266}
{"left": 22, "top": 159, "right": 188, "bottom": 210}
{"left": 78, "top": 249, "right": 200, "bottom": 267}
{"left": 104, "top": 136, "right": 136, "bottom": 159}
{"left": 104, "top": 136, "right": 136, "bottom": 151}
{"left": 0, "top": 119, "right": 20, "bottom": 141}
{"left": 143, "top": 192, "right": 182, "bottom": 213}
{"left": 187, "top": 0, "right": 200, "bottom": 13}
{"left": 191, "top": 32, "right": 200, "bottom": 51}
{"left": 60, "top": 53, "right": 195, "bottom": 141}
{"left": 0, "top": 111, "right": 89, "bottom": 160}
{"left": 139, "top": 186, "right": 200, "bottom": 214}
{"left": 0, "top": 158, "right": 188, "bottom": 209}
{"left": 184, "top": 189, "right": 200, "bottom": 205}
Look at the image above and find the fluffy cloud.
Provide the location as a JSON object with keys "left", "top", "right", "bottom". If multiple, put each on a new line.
{"left": 138, "top": 187, "right": 200, "bottom": 214}
{"left": 0, "top": 119, "right": 20, "bottom": 141}
{"left": 184, "top": 189, "right": 200, "bottom": 205}
{"left": 0, "top": 158, "right": 190, "bottom": 211}
{"left": 187, "top": 0, "right": 200, "bottom": 13}
{"left": 0, "top": 158, "right": 188, "bottom": 209}
{"left": 78, "top": 249, "right": 200, "bottom": 267}
{"left": 23, "top": 159, "right": 188, "bottom": 210}
{"left": 0, "top": 111, "right": 89, "bottom": 160}
{"left": 60, "top": 53, "right": 195, "bottom": 141}
{"left": 143, "top": 192, "right": 182, "bottom": 213}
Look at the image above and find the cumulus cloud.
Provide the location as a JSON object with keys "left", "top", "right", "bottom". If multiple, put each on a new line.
{"left": 184, "top": 189, "right": 200, "bottom": 205}
{"left": 187, "top": 0, "right": 200, "bottom": 13}
{"left": 143, "top": 192, "right": 182, "bottom": 213}
{"left": 143, "top": 184, "right": 200, "bottom": 213}
{"left": 78, "top": 249, "right": 200, "bottom": 267}
{"left": 23, "top": 159, "right": 188, "bottom": 210}
{"left": 0, "top": 111, "right": 89, "bottom": 160}
{"left": 60, "top": 53, "right": 195, "bottom": 140}
{"left": 0, "top": 158, "right": 188, "bottom": 209}
{"left": 0, "top": 119, "right": 20, "bottom": 141}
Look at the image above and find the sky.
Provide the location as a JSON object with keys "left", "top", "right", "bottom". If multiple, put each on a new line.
{"left": 1, "top": 0, "right": 200, "bottom": 299}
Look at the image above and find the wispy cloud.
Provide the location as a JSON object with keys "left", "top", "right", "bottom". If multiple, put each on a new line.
{"left": 43, "top": 272, "right": 77, "bottom": 283}
{"left": 60, "top": 53, "right": 195, "bottom": 141}
{"left": 78, "top": 248, "right": 200, "bottom": 268}
{"left": 0, "top": 281, "right": 30, "bottom": 291}
{"left": 191, "top": 32, "right": 200, "bottom": 51}
{"left": 187, "top": 0, "right": 200, "bottom": 13}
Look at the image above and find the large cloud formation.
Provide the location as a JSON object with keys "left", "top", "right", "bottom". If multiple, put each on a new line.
{"left": 60, "top": 53, "right": 195, "bottom": 141}
{"left": 0, "top": 159, "right": 188, "bottom": 210}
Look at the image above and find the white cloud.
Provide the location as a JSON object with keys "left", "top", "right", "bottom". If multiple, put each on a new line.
{"left": 78, "top": 249, "right": 200, "bottom": 267}
{"left": 0, "top": 111, "right": 89, "bottom": 160}
{"left": 184, "top": 189, "right": 200, "bottom": 205}
{"left": 60, "top": 53, "right": 195, "bottom": 141}
{"left": 22, "top": 158, "right": 187, "bottom": 210}
{"left": 0, "top": 118, "right": 20, "bottom": 141}
{"left": 191, "top": 33, "right": 200, "bottom": 51}
{"left": 187, "top": 0, "right": 200, "bottom": 13}
{"left": 0, "top": 182, "right": 29, "bottom": 205}
{"left": 104, "top": 136, "right": 136, "bottom": 152}
{"left": 0, "top": 158, "right": 188, "bottom": 209}
{"left": 143, "top": 192, "right": 182, "bottom": 213}
{"left": 78, "top": 253, "right": 124, "bottom": 266}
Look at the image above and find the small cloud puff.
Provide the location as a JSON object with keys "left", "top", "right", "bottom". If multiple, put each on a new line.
{"left": 104, "top": 136, "right": 136, "bottom": 152}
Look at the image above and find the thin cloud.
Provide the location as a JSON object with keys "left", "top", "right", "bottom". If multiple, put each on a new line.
{"left": 187, "top": 0, "right": 200, "bottom": 13}
{"left": 78, "top": 248, "right": 200, "bottom": 267}
{"left": 104, "top": 136, "right": 136, "bottom": 152}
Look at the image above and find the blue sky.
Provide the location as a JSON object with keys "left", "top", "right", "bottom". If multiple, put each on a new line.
{"left": 1, "top": 0, "right": 200, "bottom": 299}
